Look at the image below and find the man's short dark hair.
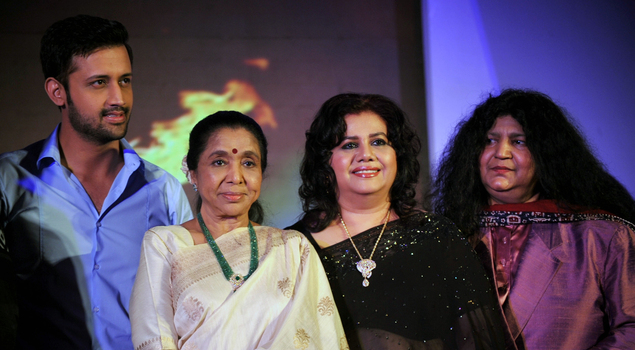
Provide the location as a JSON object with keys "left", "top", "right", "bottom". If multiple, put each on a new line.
{"left": 40, "top": 14, "right": 133, "bottom": 89}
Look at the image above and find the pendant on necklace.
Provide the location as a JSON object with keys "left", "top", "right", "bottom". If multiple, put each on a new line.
{"left": 229, "top": 273, "right": 245, "bottom": 291}
{"left": 356, "top": 259, "right": 376, "bottom": 287}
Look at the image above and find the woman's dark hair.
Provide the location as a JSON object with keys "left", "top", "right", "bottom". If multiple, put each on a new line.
{"left": 186, "top": 111, "right": 268, "bottom": 223}
{"left": 299, "top": 93, "right": 421, "bottom": 232}
{"left": 430, "top": 88, "right": 635, "bottom": 238}
{"left": 40, "top": 14, "right": 133, "bottom": 90}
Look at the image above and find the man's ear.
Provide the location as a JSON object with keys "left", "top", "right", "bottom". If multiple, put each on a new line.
{"left": 44, "top": 78, "right": 67, "bottom": 107}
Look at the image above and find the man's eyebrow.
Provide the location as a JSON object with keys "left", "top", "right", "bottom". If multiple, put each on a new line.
{"left": 85, "top": 72, "right": 133, "bottom": 80}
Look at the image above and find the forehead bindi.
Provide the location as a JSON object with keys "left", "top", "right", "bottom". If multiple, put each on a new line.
{"left": 207, "top": 128, "right": 260, "bottom": 157}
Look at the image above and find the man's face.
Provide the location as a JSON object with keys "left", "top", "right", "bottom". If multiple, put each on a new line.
{"left": 65, "top": 45, "right": 132, "bottom": 144}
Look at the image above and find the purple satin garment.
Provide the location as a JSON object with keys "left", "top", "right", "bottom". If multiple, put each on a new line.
{"left": 480, "top": 211, "right": 635, "bottom": 349}
{"left": 483, "top": 224, "right": 530, "bottom": 306}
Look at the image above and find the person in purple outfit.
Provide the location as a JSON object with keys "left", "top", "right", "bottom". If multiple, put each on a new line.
{"left": 431, "top": 88, "right": 635, "bottom": 349}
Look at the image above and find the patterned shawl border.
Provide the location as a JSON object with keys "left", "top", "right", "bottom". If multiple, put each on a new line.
{"left": 172, "top": 227, "right": 301, "bottom": 306}
{"left": 478, "top": 211, "right": 635, "bottom": 231}
{"left": 135, "top": 335, "right": 177, "bottom": 350}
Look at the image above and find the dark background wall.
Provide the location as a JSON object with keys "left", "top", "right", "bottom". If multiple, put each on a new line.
{"left": 0, "top": 0, "right": 426, "bottom": 227}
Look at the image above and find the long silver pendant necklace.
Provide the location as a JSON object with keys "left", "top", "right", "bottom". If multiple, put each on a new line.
{"left": 339, "top": 209, "right": 391, "bottom": 287}
{"left": 197, "top": 213, "right": 259, "bottom": 291}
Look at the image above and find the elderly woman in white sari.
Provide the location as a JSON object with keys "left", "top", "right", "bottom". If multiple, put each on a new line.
{"left": 130, "top": 111, "right": 347, "bottom": 349}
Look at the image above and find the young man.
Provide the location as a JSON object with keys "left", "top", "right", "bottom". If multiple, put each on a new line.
{"left": 0, "top": 15, "right": 193, "bottom": 349}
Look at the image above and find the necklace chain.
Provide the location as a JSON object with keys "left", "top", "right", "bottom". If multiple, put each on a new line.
{"left": 339, "top": 209, "right": 391, "bottom": 287}
{"left": 197, "top": 213, "right": 259, "bottom": 291}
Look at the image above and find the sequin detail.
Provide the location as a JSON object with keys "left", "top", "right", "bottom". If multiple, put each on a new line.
{"left": 298, "top": 212, "right": 506, "bottom": 349}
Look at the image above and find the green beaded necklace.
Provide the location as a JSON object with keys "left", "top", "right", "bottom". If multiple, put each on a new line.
{"left": 197, "top": 212, "right": 259, "bottom": 291}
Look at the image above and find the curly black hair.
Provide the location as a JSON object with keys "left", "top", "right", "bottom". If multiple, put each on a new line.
{"left": 186, "top": 111, "right": 268, "bottom": 223}
{"left": 430, "top": 88, "right": 635, "bottom": 238}
{"left": 299, "top": 93, "right": 421, "bottom": 232}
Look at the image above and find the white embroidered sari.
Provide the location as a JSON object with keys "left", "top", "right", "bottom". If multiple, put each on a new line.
{"left": 130, "top": 225, "right": 348, "bottom": 350}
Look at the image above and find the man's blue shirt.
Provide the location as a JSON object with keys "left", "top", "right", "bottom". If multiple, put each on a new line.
{"left": 0, "top": 125, "right": 193, "bottom": 349}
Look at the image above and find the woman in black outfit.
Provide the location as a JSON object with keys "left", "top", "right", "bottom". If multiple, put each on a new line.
{"left": 287, "top": 93, "right": 512, "bottom": 350}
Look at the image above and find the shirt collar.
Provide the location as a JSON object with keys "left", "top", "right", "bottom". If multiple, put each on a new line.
{"left": 37, "top": 124, "right": 63, "bottom": 169}
{"left": 120, "top": 138, "right": 141, "bottom": 172}
{"left": 37, "top": 124, "right": 142, "bottom": 173}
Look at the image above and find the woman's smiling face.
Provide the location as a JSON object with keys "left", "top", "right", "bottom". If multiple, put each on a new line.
{"left": 329, "top": 111, "right": 397, "bottom": 201}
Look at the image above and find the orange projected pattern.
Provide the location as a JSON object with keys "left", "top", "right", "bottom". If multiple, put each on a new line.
{"left": 131, "top": 79, "right": 277, "bottom": 183}
{"left": 244, "top": 58, "right": 270, "bottom": 70}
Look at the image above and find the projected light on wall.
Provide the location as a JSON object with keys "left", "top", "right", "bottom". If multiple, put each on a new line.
{"left": 130, "top": 59, "right": 278, "bottom": 182}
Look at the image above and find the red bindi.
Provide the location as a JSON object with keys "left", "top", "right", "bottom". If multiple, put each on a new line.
{"left": 232, "top": 148, "right": 238, "bottom": 154}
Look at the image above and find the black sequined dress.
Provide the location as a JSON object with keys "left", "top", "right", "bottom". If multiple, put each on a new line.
{"left": 288, "top": 212, "right": 509, "bottom": 350}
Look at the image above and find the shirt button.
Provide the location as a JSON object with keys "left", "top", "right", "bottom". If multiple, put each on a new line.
{"left": 96, "top": 222, "right": 102, "bottom": 228}
{"left": 93, "top": 307, "right": 100, "bottom": 313}
{"left": 94, "top": 264, "right": 100, "bottom": 270}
